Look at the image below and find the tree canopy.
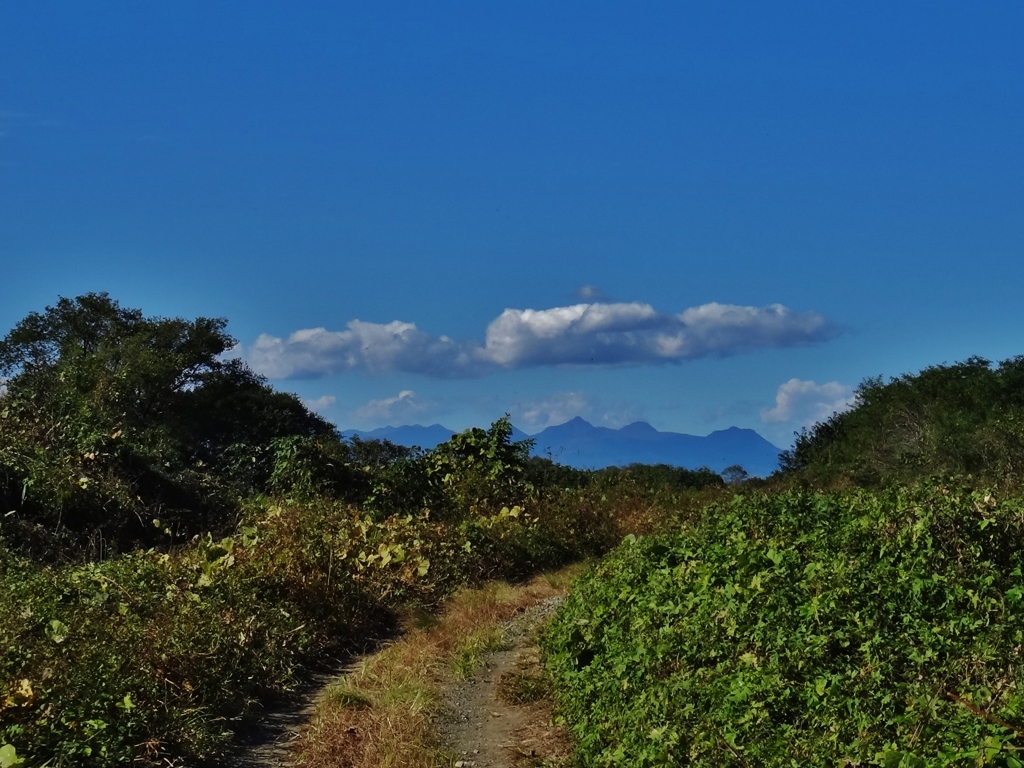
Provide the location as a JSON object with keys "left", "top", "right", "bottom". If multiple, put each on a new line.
{"left": 780, "top": 356, "right": 1024, "bottom": 486}
{"left": 0, "top": 293, "right": 339, "bottom": 555}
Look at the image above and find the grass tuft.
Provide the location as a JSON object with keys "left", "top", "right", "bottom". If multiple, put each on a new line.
{"left": 326, "top": 682, "right": 374, "bottom": 711}
{"left": 451, "top": 627, "right": 506, "bottom": 678}
{"left": 496, "top": 669, "right": 550, "bottom": 705}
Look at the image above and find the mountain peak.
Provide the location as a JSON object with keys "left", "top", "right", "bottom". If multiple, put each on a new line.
{"left": 540, "top": 416, "right": 595, "bottom": 431}
{"left": 709, "top": 426, "right": 757, "bottom": 436}
{"left": 619, "top": 420, "right": 658, "bottom": 435}
{"left": 530, "top": 419, "right": 782, "bottom": 475}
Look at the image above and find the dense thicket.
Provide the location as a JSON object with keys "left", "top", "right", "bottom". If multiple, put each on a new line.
{"left": 544, "top": 485, "right": 1024, "bottom": 766}
{"left": 780, "top": 356, "right": 1024, "bottom": 486}
{"left": 0, "top": 293, "right": 349, "bottom": 557}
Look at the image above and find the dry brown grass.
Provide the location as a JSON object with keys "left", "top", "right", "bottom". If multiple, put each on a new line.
{"left": 504, "top": 700, "right": 577, "bottom": 768}
{"left": 296, "top": 573, "right": 571, "bottom": 768}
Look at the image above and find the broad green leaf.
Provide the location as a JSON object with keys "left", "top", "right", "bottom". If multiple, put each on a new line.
{"left": 0, "top": 745, "right": 25, "bottom": 768}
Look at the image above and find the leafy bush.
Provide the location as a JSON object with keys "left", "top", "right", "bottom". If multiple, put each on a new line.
{"left": 0, "top": 501, "right": 383, "bottom": 766}
{"left": 592, "top": 464, "right": 724, "bottom": 494}
{"left": 544, "top": 485, "right": 1024, "bottom": 766}
{"left": 781, "top": 356, "right": 1024, "bottom": 487}
{"left": 0, "top": 293, "right": 339, "bottom": 556}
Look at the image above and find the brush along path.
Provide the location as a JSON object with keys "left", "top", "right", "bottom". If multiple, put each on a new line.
{"left": 437, "top": 593, "right": 571, "bottom": 768}
{"left": 296, "top": 572, "right": 578, "bottom": 768}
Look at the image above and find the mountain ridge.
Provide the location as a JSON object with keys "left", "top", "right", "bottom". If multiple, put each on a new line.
{"left": 340, "top": 418, "right": 782, "bottom": 477}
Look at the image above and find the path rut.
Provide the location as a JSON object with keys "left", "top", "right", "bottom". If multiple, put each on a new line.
{"left": 227, "top": 662, "right": 355, "bottom": 767}
{"left": 437, "top": 595, "right": 572, "bottom": 768}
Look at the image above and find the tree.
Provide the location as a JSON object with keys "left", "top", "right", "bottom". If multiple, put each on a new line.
{"left": 360, "top": 416, "right": 535, "bottom": 522}
{"left": 778, "top": 355, "right": 1024, "bottom": 487}
{"left": 426, "top": 415, "right": 534, "bottom": 518}
{"left": 0, "top": 293, "right": 340, "bottom": 556}
{"left": 721, "top": 465, "right": 749, "bottom": 485}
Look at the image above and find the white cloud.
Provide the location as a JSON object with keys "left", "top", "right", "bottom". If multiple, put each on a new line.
{"left": 511, "top": 391, "right": 644, "bottom": 431}
{"left": 352, "top": 389, "right": 434, "bottom": 425}
{"left": 247, "top": 321, "right": 484, "bottom": 379}
{"left": 302, "top": 395, "right": 336, "bottom": 414}
{"left": 573, "top": 284, "right": 611, "bottom": 301}
{"left": 247, "top": 301, "right": 839, "bottom": 380}
{"left": 479, "top": 302, "right": 836, "bottom": 368}
{"left": 760, "top": 379, "right": 856, "bottom": 427}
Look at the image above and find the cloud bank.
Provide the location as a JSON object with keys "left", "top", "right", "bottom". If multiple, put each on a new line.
{"left": 301, "top": 395, "right": 336, "bottom": 414}
{"left": 248, "top": 301, "right": 839, "bottom": 380}
{"left": 760, "top": 379, "right": 856, "bottom": 427}
{"left": 481, "top": 302, "right": 835, "bottom": 368}
{"left": 351, "top": 389, "right": 435, "bottom": 424}
{"left": 248, "top": 321, "right": 483, "bottom": 379}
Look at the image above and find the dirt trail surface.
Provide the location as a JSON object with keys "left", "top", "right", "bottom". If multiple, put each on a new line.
{"left": 231, "top": 586, "right": 571, "bottom": 768}
{"left": 228, "top": 662, "right": 356, "bottom": 767}
{"left": 229, "top": 631, "right": 399, "bottom": 767}
{"left": 437, "top": 595, "right": 571, "bottom": 768}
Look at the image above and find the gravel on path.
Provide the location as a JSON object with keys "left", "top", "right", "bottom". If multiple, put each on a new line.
{"left": 436, "top": 595, "right": 571, "bottom": 768}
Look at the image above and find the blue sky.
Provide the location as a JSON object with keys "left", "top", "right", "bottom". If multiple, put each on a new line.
{"left": 2, "top": 2, "right": 1022, "bottom": 446}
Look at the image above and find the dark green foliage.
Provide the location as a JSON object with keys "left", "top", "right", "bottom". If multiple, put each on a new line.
{"left": 720, "top": 464, "right": 749, "bottom": 485}
{"left": 0, "top": 293, "right": 340, "bottom": 555}
{"left": 543, "top": 485, "right": 1024, "bottom": 766}
{"left": 781, "top": 356, "right": 1024, "bottom": 486}
{"left": 346, "top": 435, "right": 414, "bottom": 472}
{"left": 523, "top": 456, "right": 591, "bottom": 490}
{"left": 592, "top": 463, "right": 725, "bottom": 493}
{"left": 362, "top": 416, "right": 536, "bottom": 524}
{"left": 426, "top": 415, "right": 534, "bottom": 516}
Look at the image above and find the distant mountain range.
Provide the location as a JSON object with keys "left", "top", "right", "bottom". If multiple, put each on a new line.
{"left": 340, "top": 418, "right": 783, "bottom": 477}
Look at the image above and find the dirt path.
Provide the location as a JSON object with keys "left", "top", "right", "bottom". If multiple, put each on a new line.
{"left": 228, "top": 661, "right": 359, "bottom": 767}
{"left": 233, "top": 582, "right": 573, "bottom": 767}
{"left": 229, "top": 632, "right": 400, "bottom": 767}
{"left": 437, "top": 595, "right": 573, "bottom": 768}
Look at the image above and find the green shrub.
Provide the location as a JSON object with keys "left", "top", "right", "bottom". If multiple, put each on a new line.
{"left": 544, "top": 484, "right": 1024, "bottom": 766}
{"left": 780, "top": 356, "right": 1024, "bottom": 488}
{"left": 0, "top": 501, "right": 381, "bottom": 766}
